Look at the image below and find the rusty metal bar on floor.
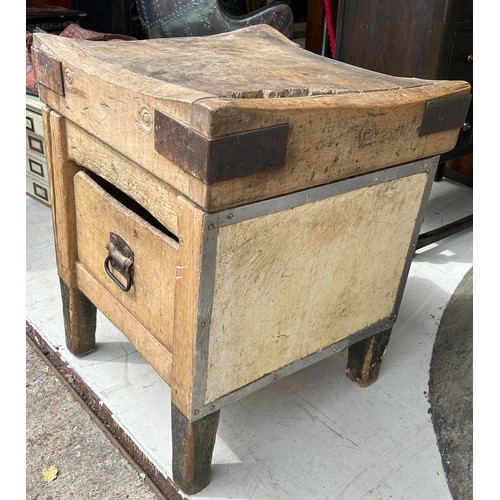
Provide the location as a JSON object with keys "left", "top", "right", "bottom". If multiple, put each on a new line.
{"left": 417, "top": 215, "right": 473, "bottom": 250}
{"left": 26, "top": 321, "right": 180, "bottom": 500}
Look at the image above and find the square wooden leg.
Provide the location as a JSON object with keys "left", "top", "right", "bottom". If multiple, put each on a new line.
{"left": 346, "top": 328, "right": 392, "bottom": 387}
{"left": 60, "top": 277, "right": 97, "bottom": 356}
{"left": 171, "top": 403, "right": 220, "bottom": 495}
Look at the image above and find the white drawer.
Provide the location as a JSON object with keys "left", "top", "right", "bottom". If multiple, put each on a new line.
{"left": 26, "top": 173, "right": 51, "bottom": 206}
{"left": 26, "top": 131, "right": 46, "bottom": 158}
{"left": 26, "top": 107, "right": 44, "bottom": 137}
{"left": 26, "top": 152, "right": 49, "bottom": 182}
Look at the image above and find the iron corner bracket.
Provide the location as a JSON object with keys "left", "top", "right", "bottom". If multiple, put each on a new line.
{"left": 154, "top": 110, "right": 289, "bottom": 184}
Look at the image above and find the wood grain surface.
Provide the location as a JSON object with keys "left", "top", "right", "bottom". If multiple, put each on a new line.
{"left": 205, "top": 172, "right": 428, "bottom": 403}
{"left": 74, "top": 171, "right": 178, "bottom": 352}
{"left": 33, "top": 25, "right": 470, "bottom": 211}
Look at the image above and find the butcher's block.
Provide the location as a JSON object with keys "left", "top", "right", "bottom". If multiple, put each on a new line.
{"left": 31, "top": 25, "right": 470, "bottom": 494}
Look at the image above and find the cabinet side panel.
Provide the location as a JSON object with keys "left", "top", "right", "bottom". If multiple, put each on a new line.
{"left": 205, "top": 172, "right": 428, "bottom": 403}
{"left": 336, "top": 0, "right": 454, "bottom": 79}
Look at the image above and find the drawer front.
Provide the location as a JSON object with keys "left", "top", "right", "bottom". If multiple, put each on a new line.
{"left": 448, "top": 30, "right": 473, "bottom": 85}
{"left": 26, "top": 131, "right": 46, "bottom": 158}
{"left": 447, "top": 31, "right": 473, "bottom": 147}
{"left": 26, "top": 153, "right": 49, "bottom": 181}
{"left": 458, "top": 0, "right": 472, "bottom": 21}
{"left": 26, "top": 107, "right": 44, "bottom": 136}
{"left": 26, "top": 173, "right": 51, "bottom": 205}
{"left": 74, "top": 171, "right": 178, "bottom": 351}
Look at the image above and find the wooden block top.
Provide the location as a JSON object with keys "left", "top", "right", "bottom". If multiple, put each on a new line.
{"left": 33, "top": 25, "right": 445, "bottom": 98}
{"left": 32, "top": 25, "right": 471, "bottom": 211}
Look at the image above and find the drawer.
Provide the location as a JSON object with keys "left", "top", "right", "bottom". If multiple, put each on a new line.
{"left": 447, "top": 30, "right": 473, "bottom": 85}
{"left": 26, "top": 131, "right": 46, "bottom": 158}
{"left": 26, "top": 107, "right": 44, "bottom": 136}
{"left": 448, "top": 30, "right": 473, "bottom": 147}
{"left": 74, "top": 171, "right": 179, "bottom": 351}
{"left": 26, "top": 173, "right": 51, "bottom": 205}
{"left": 26, "top": 152, "right": 49, "bottom": 181}
{"left": 458, "top": 0, "right": 472, "bottom": 21}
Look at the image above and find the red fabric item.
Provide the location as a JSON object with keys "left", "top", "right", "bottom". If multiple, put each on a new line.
{"left": 323, "top": 0, "right": 336, "bottom": 58}
{"left": 26, "top": 32, "right": 39, "bottom": 96}
{"left": 26, "top": 24, "right": 135, "bottom": 96}
{"left": 59, "top": 23, "right": 104, "bottom": 40}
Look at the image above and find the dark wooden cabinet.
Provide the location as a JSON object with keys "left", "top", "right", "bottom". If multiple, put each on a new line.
{"left": 335, "top": 0, "right": 472, "bottom": 166}
{"left": 336, "top": 0, "right": 471, "bottom": 79}
{"left": 71, "top": 0, "right": 146, "bottom": 38}
{"left": 334, "top": 0, "right": 473, "bottom": 244}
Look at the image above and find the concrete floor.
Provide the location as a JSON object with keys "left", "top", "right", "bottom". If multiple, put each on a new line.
{"left": 26, "top": 337, "right": 162, "bottom": 499}
{"left": 25, "top": 176, "right": 473, "bottom": 499}
{"left": 428, "top": 267, "right": 473, "bottom": 500}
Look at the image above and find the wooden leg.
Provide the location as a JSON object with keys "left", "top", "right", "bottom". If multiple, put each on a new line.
{"left": 171, "top": 403, "right": 220, "bottom": 495}
{"left": 346, "top": 328, "right": 392, "bottom": 387}
{"left": 43, "top": 111, "right": 96, "bottom": 356}
{"left": 60, "top": 277, "right": 97, "bottom": 356}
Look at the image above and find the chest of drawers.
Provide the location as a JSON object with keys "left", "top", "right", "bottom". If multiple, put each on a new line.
{"left": 335, "top": 0, "right": 473, "bottom": 166}
{"left": 26, "top": 94, "right": 51, "bottom": 206}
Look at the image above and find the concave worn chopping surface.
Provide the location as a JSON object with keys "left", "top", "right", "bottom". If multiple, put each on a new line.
{"left": 32, "top": 25, "right": 470, "bottom": 211}
{"left": 35, "top": 26, "right": 432, "bottom": 98}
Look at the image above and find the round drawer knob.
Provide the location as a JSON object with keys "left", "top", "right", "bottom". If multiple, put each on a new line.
{"left": 465, "top": 54, "right": 473, "bottom": 64}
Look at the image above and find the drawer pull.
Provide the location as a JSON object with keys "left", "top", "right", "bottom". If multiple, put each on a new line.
{"left": 104, "top": 232, "right": 134, "bottom": 292}
{"left": 461, "top": 122, "right": 472, "bottom": 132}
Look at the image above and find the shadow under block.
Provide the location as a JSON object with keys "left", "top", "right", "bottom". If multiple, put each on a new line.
{"left": 32, "top": 25, "right": 471, "bottom": 494}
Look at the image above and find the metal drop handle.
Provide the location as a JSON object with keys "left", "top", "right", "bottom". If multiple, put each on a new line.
{"left": 104, "top": 232, "right": 134, "bottom": 292}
